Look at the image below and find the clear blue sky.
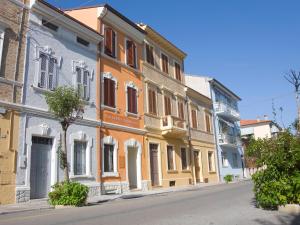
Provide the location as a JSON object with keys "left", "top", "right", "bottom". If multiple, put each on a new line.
{"left": 47, "top": 0, "right": 299, "bottom": 128}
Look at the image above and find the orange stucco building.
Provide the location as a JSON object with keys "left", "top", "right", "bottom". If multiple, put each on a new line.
{"left": 66, "top": 5, "right": 149, "bottom": 193}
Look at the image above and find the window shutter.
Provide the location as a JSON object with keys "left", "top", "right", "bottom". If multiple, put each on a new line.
{"left": 112, "top": 30, "right": 116, "bottom": 57}
{"left": 175, "top": 63, "right": 181, "bottom": 81}
{"left": 206, "top": 114, "right": 211, "bottom": 133}
{"left": 178, "top": 102, "right": 184, "bottom": 119}
{"left": 127, "top": 40, "right": 135, "bottom": 67}
{"left": 127, "top": 87, "right": 132, "bottom": 113}
{"left": 110, "top": 79, "right": 115, "bottom": 107}
{"left": 165, "top": 96, "right": 171, "bottom": 116}
{"left": 38, "top": 53, "right": 47, "bottom": 88}
{"left": 192, "top": 110, "right": 197, "bottom": 129}
{"left": 148, "top": 89, "right": 153, "bottom": 113}
{"left": 84, "top": 70, "right": 90, "bottom": 101}
{"left": 104, "top": 78, "right": 109, "bottom": 106}
{"left": 132, "top": 88, "right": 137, "bottom": 114}
{"left": 105, "top": 28, "right": 112, "bottom": 55}
{"left": 152, "top": 90, "right": 156, "bottom": 114}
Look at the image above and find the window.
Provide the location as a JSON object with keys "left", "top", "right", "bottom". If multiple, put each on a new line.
{"left": 208, "top": 152, "right": 215, "bottom": 172}
{"left": 126, "top": 40, "right": 137, "bottom": 68}
{"left": 148, "top": 87, "right": 157, "bottom": 115}
{"left": 74, "top": 141, "right": 87, "bottom": 175}
{"left": 104, "top": 77, "right": 116, "bottom": 108}
{"left": 181, "top": 148, "right": 188, "bottom": 170}
{"left": 167, "top": 145, "right": 175, "bottom": 170}
{"left": 161, "top": 53, "right": 169, "bottom": 74}
{"left": 178, "top": 101, "right": 184, "bottom": 120}
{"left": 0, "top": 28, "right": 4, "bottom": 73}
{"left": 77, "top": 36, "right": 90, "bottom": 47}
{"left": 104, "top": 27, "right": 116, "bottom": 58}
{"left": 175, "top": 62, "right": 181, "bottom": 81}
{"left": 42, "top": 19, "right": 58, "bottom": 31}
{"left": 232, "top": 153, "right": 238, "bottom": 168}
{"left": 205, "top": 114, "right": 211, "bottom": 133}
{"left": 104, "top": 144, "right": 114, "bottom": 173}
{"left": 145, "top": 43, "right": 154, "bottom": 65}
{"left": 38, "top": 52, "right": 57, "bottom": 90}
{"left": 221, "top": 152, "right": 229, "bottom": 167}
{"left": 164, "top": 95, "right": 172, "bottom": 116}
{"left": 127, "top": 86, "right": 137, "bottom": 114}
{"left": 191, "top": 109, "right": 198, "bottom": 129}
{"left": 76, "top": 67, "right": 90, "bottom": 100}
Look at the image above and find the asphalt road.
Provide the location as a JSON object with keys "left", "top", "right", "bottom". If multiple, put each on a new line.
{"left": 0, "top": 181, "right": 299, "bottom": 225}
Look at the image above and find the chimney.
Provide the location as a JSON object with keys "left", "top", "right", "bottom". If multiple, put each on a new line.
{"left": 264, "top": 115, "right": 268, "bottom": 120}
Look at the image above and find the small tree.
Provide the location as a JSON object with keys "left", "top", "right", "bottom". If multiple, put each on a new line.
{"left": 45, "top": 86, "right": 84, "bottom": 181}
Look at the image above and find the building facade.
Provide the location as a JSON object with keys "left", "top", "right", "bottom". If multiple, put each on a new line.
{"left": 137, "top": 24, "right": 193, "bottom": 188}
{"left": 186, "top": 75, "right": 244, "bottom": 181}
{"left": 15, "top": 0, "right": 103, "bottom": 202}
{"left": 186, "top": 87, "right": 219, "bottom": 184}
{"left": 66, "top": 5, "right": 149, "bottom": 193}
{"left": 0, "top": 0, "right": 29, "bottom": 204}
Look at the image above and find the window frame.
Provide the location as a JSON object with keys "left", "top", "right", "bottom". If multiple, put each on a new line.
{"left": 177, "top": 98, "right": 185, "bottom": 120}
{"left": 145, "top": 42, "right": 155, "bottom": 66}
{"left": 191, "top": 108, "right": 198, "bottom": 129}
{"left": 166, "top": 145, "right": 176, "bottom": 171}
{"left": 103, "top": 25, "right": 117, "bottom": 58}
{"left": 163, "top": 93, "right": 172, "bottom": 116}
{"left": 125, "top": 81, "right": 139, "bottom": 116}
{"left": 73, "top": 140, "right": 87, "bottom": 176}
{"left": 147, "top": 85, "right": 157, "bottom": 115}
{"left": 174, "top": 61, "right": 182, "bottom": 82}
{"left": 160, "top": 52, "right": 169, "bottom": 74}
{"left": 205, "top": 113, "right": 212, "bottom": 133}
{"left": 101, "top": 72, "right": 118, "bottom": 112}
{"left": 125, "top": 38, "right": 137, "bottom": 69}
{"left": 180, "top": 147, "right": 189, "bottom": 171}
{"left": 102, "top": 136, "right": 119, "bottom": 177}
{"left": 207, "top": 151, "right": 215, "bottom": 172}
{"left": 75, "top": 66, "right": 90, "bottom": 101}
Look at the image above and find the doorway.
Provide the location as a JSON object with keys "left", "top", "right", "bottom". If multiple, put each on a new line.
{"left": 128, "top": 147, "right": 138, "bottom": 189}
{"left": 30, "top": 136, "right": 52, "bottom": 199}
{"left": 150, "top": 143, "right": 160, "bottom": 186}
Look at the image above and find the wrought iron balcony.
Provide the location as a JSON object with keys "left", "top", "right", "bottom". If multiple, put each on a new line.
{"left": 161, "top": 115, "right": 187, "bottom": 137}
{"left": 218, "top": 134, "right": 238, "bottom": 147}
{"left": 214, "top": 102, "right": 240, "bottom": 121}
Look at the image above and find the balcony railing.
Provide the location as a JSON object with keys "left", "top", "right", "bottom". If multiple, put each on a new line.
{"left": 161, "top": 115, "right": 187, "bottom": 137}
{"left": 214, "top": 102, "right": 240, "bottom": 121}
{"left": 218, "top": 134, "right": 238, "bottom": 147}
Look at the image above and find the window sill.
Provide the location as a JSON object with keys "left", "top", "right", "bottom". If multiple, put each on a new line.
{"left": 102, "top": 172, "right": 119, "bottom": 178}
{"left": 31, "top": 85, "right": 52, "bottom": 93}
{"left": 167, "top": 170, "right": 178, "bottom": 174}
{"left": 125, "top": 111, "right": 139, "bottom": 118}
{"left": 208, "top": 171, "right": 216, "bottom": 174}
{"left": 70, "top": 175, "right": 93, "bottom": 179}
{"left": 181, "top": 169, "right": 191, "bottom": 173}
{"left": 101, "top": 104, "right": 118, "bottom": 113}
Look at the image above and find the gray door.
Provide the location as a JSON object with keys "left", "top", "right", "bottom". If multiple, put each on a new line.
{"left": 30, "top": 136, "right": 52, "bottom": 199}
{"left": 128, "top": 147, "right": 138, "bottom": 189}
{"left": 150, "top": 144, "right": 159, "bottom": 186}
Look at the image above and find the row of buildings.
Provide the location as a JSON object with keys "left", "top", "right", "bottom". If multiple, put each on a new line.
{"left": 0, "top": 0, "right": 244, "bottom": 204}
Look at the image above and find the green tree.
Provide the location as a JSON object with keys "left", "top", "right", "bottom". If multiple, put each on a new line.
{"left": 247, "top": 131, "right": 300, "bottom": 208}
{"left": 45, "top": 86, "right": 84, "bottom": 181}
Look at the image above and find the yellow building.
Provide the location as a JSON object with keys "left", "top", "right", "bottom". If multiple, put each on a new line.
{"left": 0, "top": 0, "right": 28, "bottom": 204}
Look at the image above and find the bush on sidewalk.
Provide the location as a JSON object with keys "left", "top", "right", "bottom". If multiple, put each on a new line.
{"left": 48, "top": 181, "right": 89, "bottom": 206}
{"left": 247, "top": 131, "right": 300, "bottom": 209}
{"left": 224, "top": 174, "right": 233, "bottom": 183}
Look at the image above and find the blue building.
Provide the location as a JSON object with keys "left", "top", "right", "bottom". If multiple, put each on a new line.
{"left": 185, "top": 75, "right": 244, "bottom": 181}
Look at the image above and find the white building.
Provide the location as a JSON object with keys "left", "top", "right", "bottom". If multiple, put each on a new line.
{"left": 15, "top": 0, "right": 103, "bottom": 202}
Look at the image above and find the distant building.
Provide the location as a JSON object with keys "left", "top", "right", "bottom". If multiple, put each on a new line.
{"left": 240, "top": 119, "right": 282, "bottom": 139}
{"left": 186, "top": 75, "right": 244, "bottom": 182}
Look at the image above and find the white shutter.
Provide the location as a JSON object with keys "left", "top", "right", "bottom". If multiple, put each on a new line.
{"left": 38, "top": 53, "right": 47, "bottom": 88}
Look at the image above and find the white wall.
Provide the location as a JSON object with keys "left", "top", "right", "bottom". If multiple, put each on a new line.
{"left": 185, "top": 75, "right": 211, "bottom": 99}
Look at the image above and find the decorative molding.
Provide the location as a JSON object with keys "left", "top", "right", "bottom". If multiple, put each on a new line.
{"left": 102, "top": 136, "right": 119, "bottom": 177}
{"left": 39, "top": 123, "right": 50, "bottom": 136}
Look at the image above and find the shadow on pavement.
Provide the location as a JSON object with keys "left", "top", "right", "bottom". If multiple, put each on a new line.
{"left": 120, "top": 194, "right": 144, "bottom": 200}
{"left": 254, "top": 214, "right": 300, "bottom": 225}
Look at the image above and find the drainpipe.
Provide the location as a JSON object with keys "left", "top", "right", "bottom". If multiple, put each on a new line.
{"left": 185, "top": 92, "right": 195, "bottom": 185}
{"left": 209, "top": 83, "right": 221, "bottom": 182}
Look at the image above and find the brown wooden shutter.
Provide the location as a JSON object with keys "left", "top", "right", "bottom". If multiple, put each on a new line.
{"left": 175, "top": 63, "right": 181, "bottom": 81}
{"left": 127, "top": 40, "right": 136, "bottom": 68}
{"left": 110, "top": 79, "right": 115, "bottom": 107}
{"left": 105, "top": 28, "right": 112, "bottom": 55}
{"left": 152, "top": 90, "right": 156, "bottom": 114}
{"left": 206, "top": 114, "right": 211, "bottom": 133}
{"left": 111, "top": 30, "right": 115, "bottom": 57}
{"left": 132, "top": 88, "right": 137, "bottom": 114}
{"left": 104, "top": 78, "right": 109, "bottom": 106}
{"left": 162, "top": 54, "right": 168, "bottom": 74}
{"left": 148, "top": 89, "right": 153, "bottom": 113}
{"left": 192, "top": 110, "right": 197, "bottom": 129}
{"left": 165, "top": 96, "right": 171, "bottom": 116}
{"left": 178, "top": 102, "right": 184, "bottom": 119}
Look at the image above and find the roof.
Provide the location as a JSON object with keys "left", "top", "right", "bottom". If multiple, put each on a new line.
{"left": 240, "top": 120, "right": 272, "bottom": 126}
{"left": 137, "top": 23, "right": 187, "bottom": 59}
{"left": 64, "top": 3, "right": 146, "bottom": 34}
{"left": 36, "top": 0, "right": 103, "bottom": 38}
{"left": 210, "top": 78, "right": 242, "bottom": 101}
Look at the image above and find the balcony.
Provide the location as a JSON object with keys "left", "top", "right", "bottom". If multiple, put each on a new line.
{"left": 218, "top": 134, "right": 238, "bottom": 147}
{"left": 214, "top": 102, "right": 240, "bottom": 121}
{"left": 161, "top": 115, "right": 187, "bottom": 137}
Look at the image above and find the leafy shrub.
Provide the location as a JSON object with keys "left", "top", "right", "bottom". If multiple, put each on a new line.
{"left": 224, "top": 174, "right": 233, "bottom": 183}
{"left": 247, "top": 131, "right": 300, "bottom": 209}
{"left": 48, "top": 182, "right": 89, "bottom": 206}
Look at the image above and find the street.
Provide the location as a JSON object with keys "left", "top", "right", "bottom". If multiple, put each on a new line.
{"left": 0, "top": 181, "right": 298, "bottom": 225}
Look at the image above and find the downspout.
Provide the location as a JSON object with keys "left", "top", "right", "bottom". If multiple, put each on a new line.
{"left": 185, "top": 91, "right": 195, "bottom": 185}
{"left": 209, "top": 82, "right": 221, "bottom": 182}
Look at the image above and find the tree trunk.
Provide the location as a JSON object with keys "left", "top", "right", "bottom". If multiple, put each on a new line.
{"left": 62, "top": 128, "right": 69, "bottom": 182}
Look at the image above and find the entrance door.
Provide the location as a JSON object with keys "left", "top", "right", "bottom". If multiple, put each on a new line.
{"left": 128, "top": 147, "right": 138, "bottom": 189}
{"left": 30, "top": 136, "right": 52, "bottom": 199}
{"left": 194, "top": 151, "right": 201, "bottom": 183}
{"left": 150, "top": 144, "right": 159, "bottom": 186}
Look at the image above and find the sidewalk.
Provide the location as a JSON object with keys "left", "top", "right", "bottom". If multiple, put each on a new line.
{"left": 0, "top": 180, "right": 249, "bottom": 215}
